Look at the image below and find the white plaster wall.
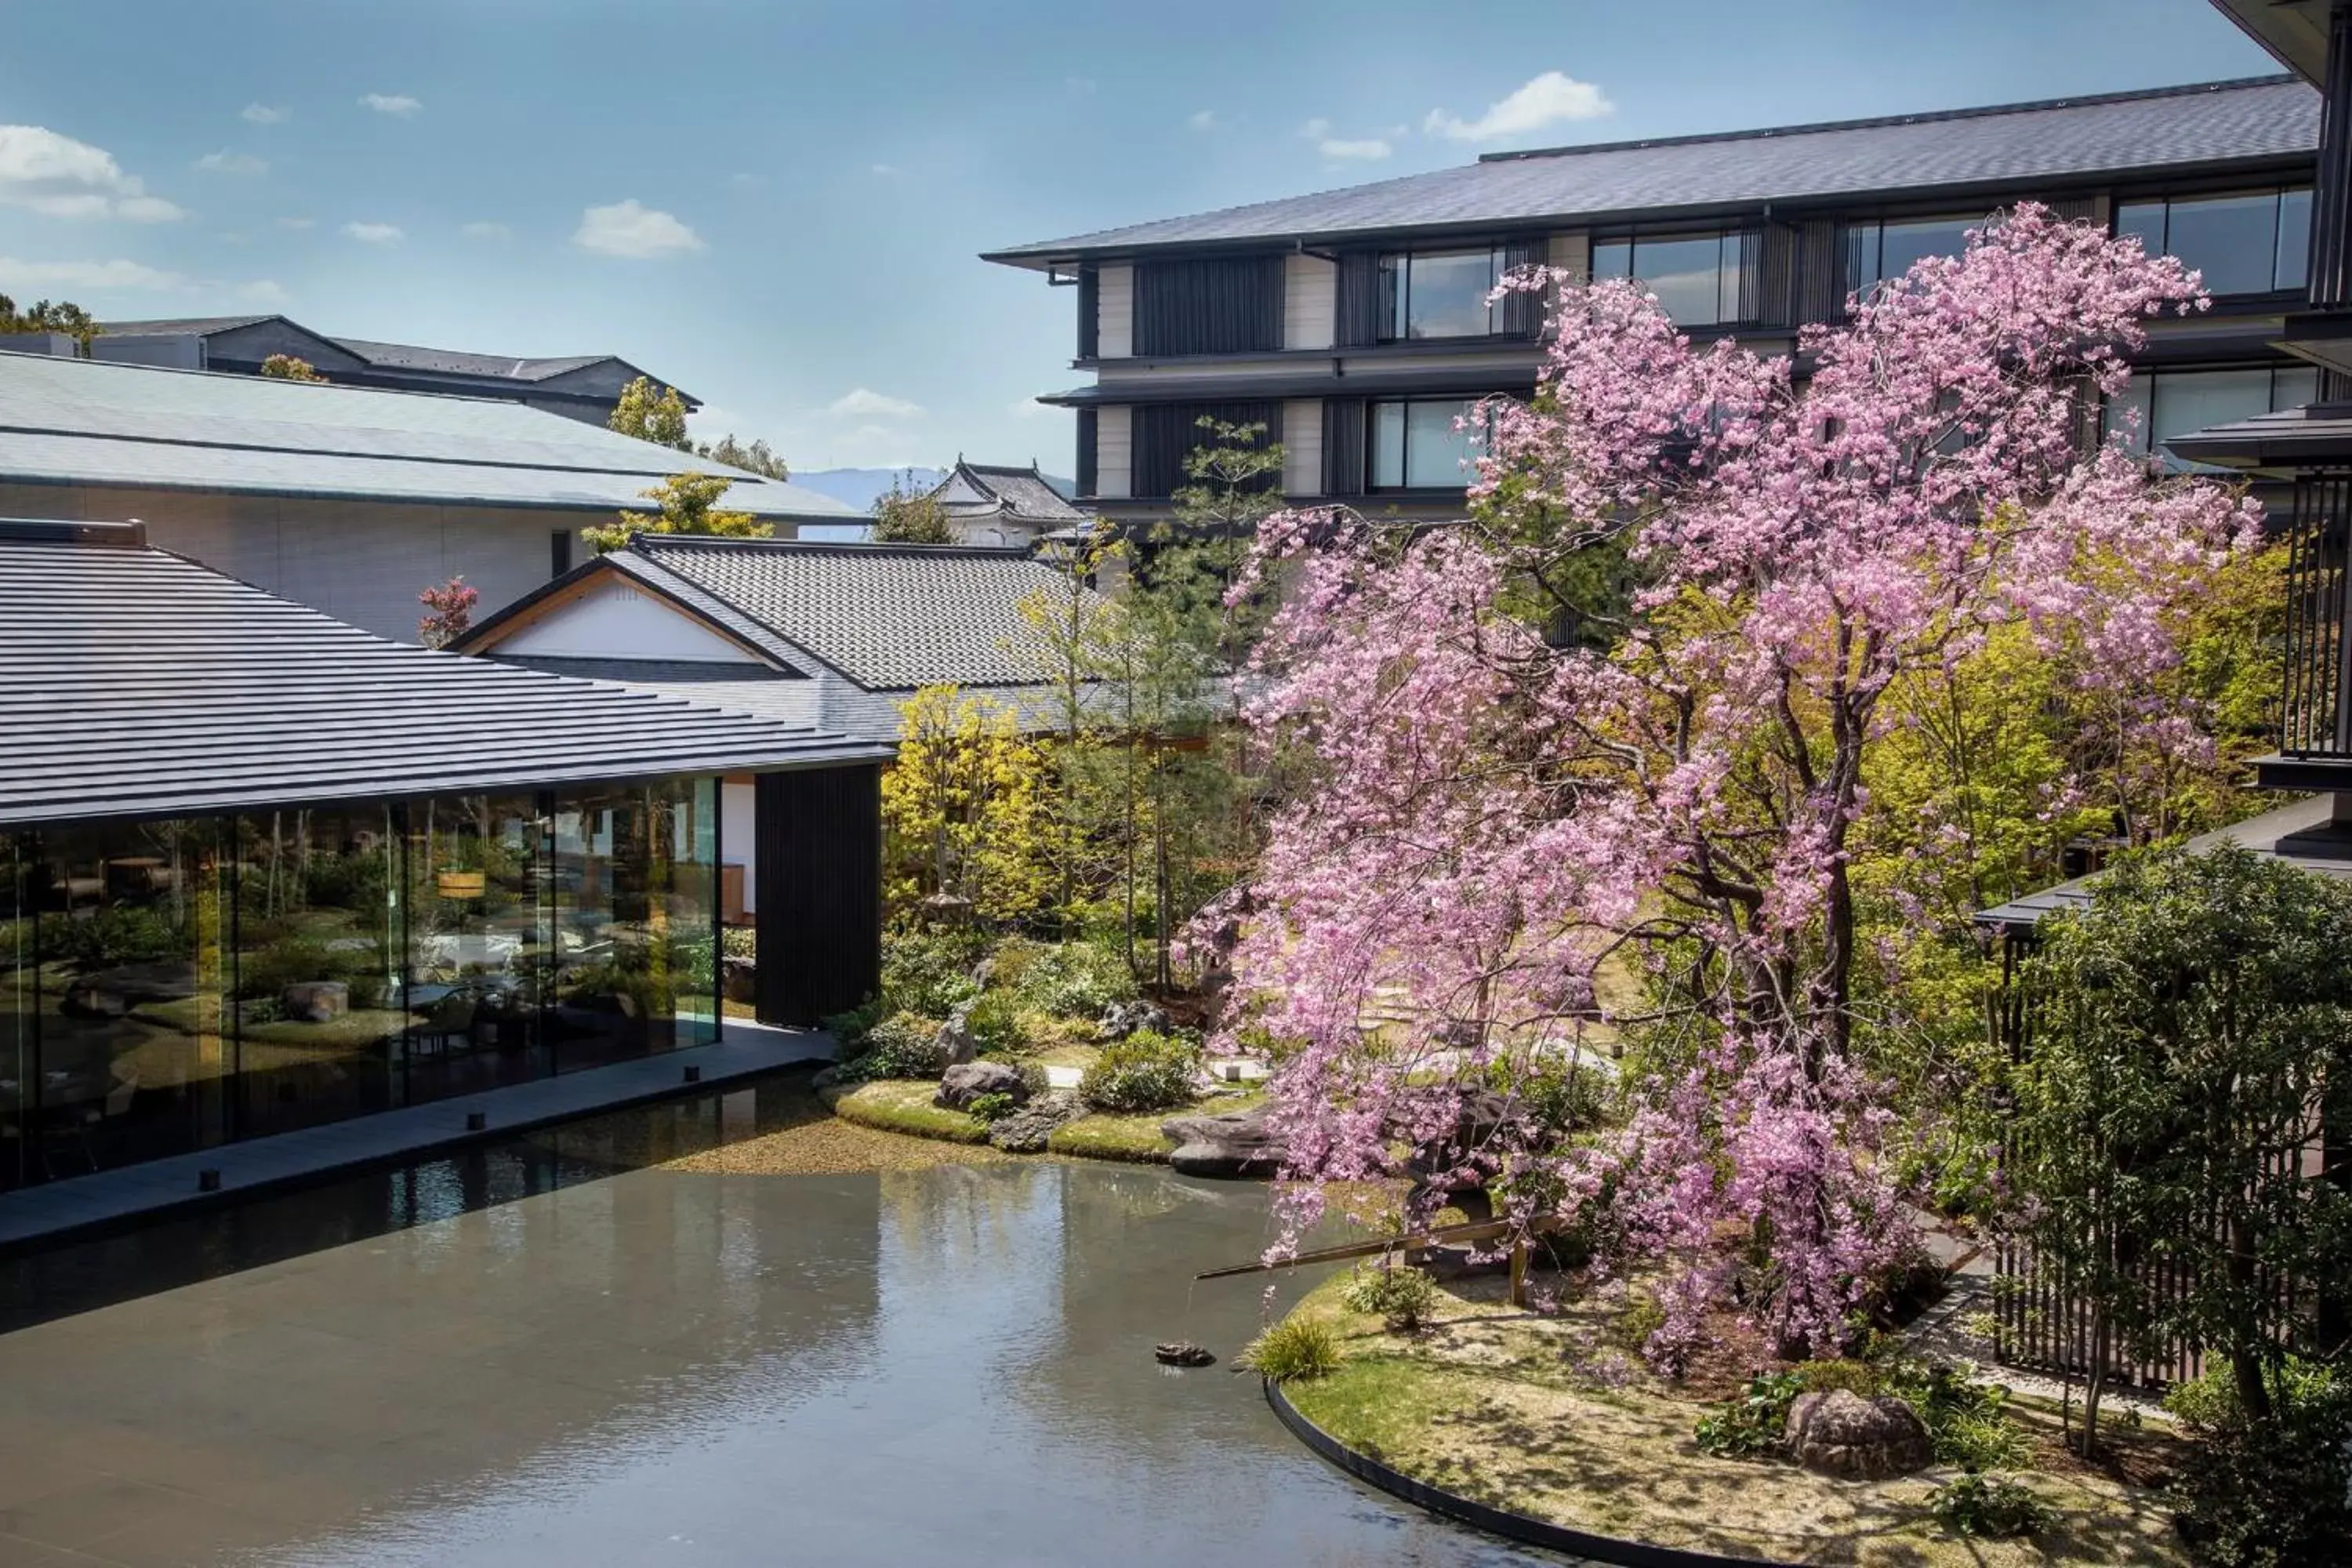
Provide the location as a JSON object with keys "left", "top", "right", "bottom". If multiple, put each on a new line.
{"left": 1094, "top": 406, "right": 1132, "bottom": 499}
{"left": 1284, "top": 255, "right": 1337, "bottom": 350}
{"left": 722, "top": 776, "right": 757, "bottom": 913}
{"left": 0, "top": 483, "right": 593, "bottom": 642}
{"left": 494, "top": 582, "right": 764, "bottom": 662}
{"left": 1283, "top": 399, "right": 1324, "bottom": 496}
{"left": 1547, "top": 230, "right": 1591, "bottom": 281}
{"left": 1098, "top": 266, "right": 1134, "bottom": 359}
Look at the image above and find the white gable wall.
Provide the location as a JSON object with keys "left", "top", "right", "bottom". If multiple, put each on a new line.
{"left": 493, "top": 581, "right": 768, "bottom": 663}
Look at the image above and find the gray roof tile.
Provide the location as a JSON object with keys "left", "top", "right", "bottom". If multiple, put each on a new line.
{"left": 619, "top": 535, "right": 1102, "bottom": 691}
{"left": 0, "top": 521, "right": 889, "bottom": 826}
{"left": 989, "top": 77, "right": 2319, "bottom": 261}
{"left": 0, "top": 353, "right": 859, "bottom": 521}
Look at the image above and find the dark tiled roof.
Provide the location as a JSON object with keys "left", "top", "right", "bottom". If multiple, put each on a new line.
{"left": 2162, "top": 401, "right": 2352, "bottom": 467}
{"left": 988, "top": 76, "right": 2318, "bottom": 261}
{"left": 619, "top": 535, "right": 1101, "bottom": 691}
{"left": 327, "top": 337, "right": 618, "bottom": 383}
{"left": 0, "top": 353, "right": 859, "bottom": 521}
{"left": 935, "top": 460, "right": 1089, "bottom": 523}
{"left": 98, "top": 315, "right": 278, "bottom": 337}
{"left": 1975, "top": 794, "right": 2352, "bottom": 928}
{"left": 0, "top": 521, "right": 889, "bottom": 826}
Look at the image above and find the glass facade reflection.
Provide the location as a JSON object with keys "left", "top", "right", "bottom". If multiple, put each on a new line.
{"left": 0, "top": 779, "right": 720, "bottom": 1192}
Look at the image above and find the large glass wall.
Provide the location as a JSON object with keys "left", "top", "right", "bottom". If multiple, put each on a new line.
{"left": 0, "top": 775, "right": 720, "bottom": 1192}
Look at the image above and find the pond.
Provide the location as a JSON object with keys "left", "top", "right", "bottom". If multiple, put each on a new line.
{"left": 0, "top": 1076, "right": 1571, "bottom": 1567}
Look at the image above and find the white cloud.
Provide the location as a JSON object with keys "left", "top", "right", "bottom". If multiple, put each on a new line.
{"left": 342, "top": 220, "right": 404, "bottom": 245}
{"left": 0, "top": 125, "right": 186, "bottom": 221}
{"left": 459, "top": 220, "right": 511, "bottom": 241}
{"left": 1424, "top": 71, "right": 1613, "bottom": 143}
{"left": 241, "top": 103, "right": 288, "bottom": 126}
{"left": 869, "top": 162, "right": 899, "bottom": 177}
{"left": 276, "top": 216, "right": 315, "bottom": 230}
{"left": 1319, "top": 137, "right": 1392, "bottom": 160}
{"left": 0, "top": 256, "right": 184, "bottom": 291}
{"left": 239, "top": 278, "right": 289, "bottom": 304}
{"left": 1301, "top": 117, "right": 1330, "bottom": 139}
{"left": 194, "top": 150, "right": 267, "bottom": 175}
{"left": 828, "top": 387, "right": 923, "bottom": 419}
{"left": 1007, "top": 395, "right": 1059, "bottom": 421}
{"left": 1188, "top": 110, "right": 1218, "bottom": 131}
{"left": 573, "top": 198, "right": 703, "bottom": 259}
{"left": 359, "top": 93, "right": 422, "bottom": 117}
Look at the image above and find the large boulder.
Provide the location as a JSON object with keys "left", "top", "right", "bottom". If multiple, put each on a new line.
{"left": 1163, "top": 1105, "right": 1285, "bottom": 1179}
{"left": 989, "top": 1090, "right": 1082, "bottom": 1152}
{"left": 935, "top": 1059, "right": 1028, "bottom": 1112}
{"left": 1785, "top": 1390, "right": 1933, "bottom": 1479}
{"left": 935, "top": 1002, "right": 980, "bottom": 1066}
{"left": 1098, "top": 999, "right": 1171, "bottom": 1042}
{"left": 280, "top": 981, "right": 350, "bottom": 1023}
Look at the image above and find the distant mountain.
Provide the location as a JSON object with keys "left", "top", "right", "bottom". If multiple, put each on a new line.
{"left": 786, "top": 466, "right": 1080, "bottom": 543}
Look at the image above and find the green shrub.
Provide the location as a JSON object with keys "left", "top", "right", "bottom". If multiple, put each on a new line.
{"left": 962, "top": 989, "right": 1026, "bottom": 1054}
{"left": 878, "top": 931, "right": 985, "bottom": 1017}
{"left": 965, "top": 1091, "right": 1018, "bottom": 1124}
{"left": 1795, "top": 1359, "right": 1880, "bottom": 1397}
{"left": 1341, "top": 1262, "right": 1441, "bottom": 1332}
{"left": 1013, "top": 942, "right": 1137, "bottom": 1018}
{"left": 721, "top": 927, "right": 757, "bottom": 961}
{"left": 1078, "top": 1029, "right": 1200, "bottom": 1112}
{"left": 840, "top": 1012, "right": 942, "bottom": 1081}
{"left": 1693, "top": 1370, "right": 1805, "bottom": 1458}
{"left": 822, "top": 996, "right": 887, "bottom": 1051}
{"left": 1490, "top": 1052, "right": 1613, "bottom": 1142}
{"left": 1240, "top": 1316, "right": 1341, "bottom": 1384}
{"left": 1928, "top": 1472, "right": 2053, "bottom": 1540}
{"left": 2169, "top": 1359, "right": 2352, "bottom": 1568}
{"left": 1880, "top": 1361, "right": 2028, "bottom": 1470}
{"left": 45, "top": 902, "right": 185, "bottom": 966}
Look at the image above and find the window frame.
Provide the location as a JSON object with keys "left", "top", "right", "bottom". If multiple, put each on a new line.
{"left": 2111, "top": 186, "right": 2314, "bottom": 299}
{"left": 1365, "top": 396, "right": 1495, "bottom": 492}
{"left": 1377, "top": 247, "right": 1509, "bottom": 343}
{"left": 2104, "top": 361, "right": 2321, "bottom": 470}
{"left": 1587, "top": 230, "right": 1755, "bottom": 328}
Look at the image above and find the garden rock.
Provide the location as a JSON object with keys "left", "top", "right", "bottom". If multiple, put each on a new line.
{"left": 989, "top": 1090, "right": 1081, "bottom": 1152}
{"left": 1098, "top": 1000, "right": 1170, "bottom": 1042}
{"left": 935, "top": 1060, "right": 1027, "bottom": 1112}
{"left": 280, "top": 981, "right": 349, "bottom": 1023}
{"left": 1786, "top": 1390, "right": 1933, "bottom": 1479}
{"left": 935, "top": 1003, "right": 980, "bottom": 1066}
{"left": 1163, "top": 1105, "right": 1285, "bottom": 1179}
{"left": 721, "top": 956, "right": 757, "bottom": 1004}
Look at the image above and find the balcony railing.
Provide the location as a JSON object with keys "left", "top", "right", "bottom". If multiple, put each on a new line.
{"left": 2282, "top": 470, "right": 2352, "bottom": 758}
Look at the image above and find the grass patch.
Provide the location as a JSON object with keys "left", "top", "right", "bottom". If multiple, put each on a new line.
{"left": 1046, "top": 1109, "right": 1177, "bottom": 1163}
{"left": 819, "top": 1080, "right": 989, "bottom": 1145}
{"left": 1275, "top": 1270, "right": 2194, "bottom": 1567}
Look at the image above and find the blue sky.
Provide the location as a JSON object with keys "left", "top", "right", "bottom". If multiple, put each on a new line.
{"left": 0, "top": 0, "right": 2279, "bottom": 475}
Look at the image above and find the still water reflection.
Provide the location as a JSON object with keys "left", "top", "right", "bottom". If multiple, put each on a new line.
{"left": 0, "top": 1078, "right": 1570, "bottom": 1566}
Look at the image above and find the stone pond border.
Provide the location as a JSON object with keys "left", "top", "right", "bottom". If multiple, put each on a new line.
{"left": 1263, "top": 1377, "right": 1809, "bottom": 1568}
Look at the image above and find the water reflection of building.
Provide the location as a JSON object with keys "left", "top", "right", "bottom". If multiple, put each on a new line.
{"left": 0, "top": 521, "right": 890, "bottom": 1195}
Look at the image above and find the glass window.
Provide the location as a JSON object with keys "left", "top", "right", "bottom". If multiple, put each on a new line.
{"left": 406, "top": 795, "right": 552, "bottom": 1098}
{"left": 20, "top": 818, "right": 230, "bottom": 1178}
{"left": 1381, "top": 249, "right": 1501, "bottom": 340}
{"left": 230, "top": 806, "right": 401, "bottom": 1138}
{"left": 552, "top": 779, "right": 717, "bottom": 1072}
{"left": 2105, "top": 365, "right": 2318, "bottom": 470}
{"left": 1, "top": 835, "right": 29, "bottom": 1192}
{"left": 1591, "top": 234, "right": 1744, "bottom": 326}
{"left": 2115, "top": 189, "right": 2311, "bottom": 297}
{"left": 1369, "top": 398, "right": 1486, "bottom": 489}
{"left": 1847, "top": 216, "right": 1982, "bottom": 294}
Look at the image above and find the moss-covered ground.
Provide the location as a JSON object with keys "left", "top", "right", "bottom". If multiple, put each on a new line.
{"left": 1276, "top": 1269, "right": 2194, "bottom": 1568}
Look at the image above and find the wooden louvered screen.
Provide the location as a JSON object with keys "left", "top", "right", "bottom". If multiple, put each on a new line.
{"left": 755, "top": 764, "right": 882, "bottom": 1026}
{"left": 1796, "top": 218, "right": 1841, "bottom": 325}
{"left": 1075, "top": 408, "right": 1098, "bottom": 499}
{"left": 1132, "top": 258, "right": 1285, "bottom": 356}
{"left": 1076, "top": 267, "right": 1100, "bottom": 361}
{"left": 2285, "top": 470, "right": 2352, "bottom": 757}
{"left": 1499, "top": 240, "right": 1544, "bottom": 337}
{"left": 1334, "top": 252, "right": 1383, "bottom": 347}
{"left": 1131, "top": 401, "right": 1281, "bottom": 499}
{"left": 1323, "top": 399, "right": 1368, "bottom": 497}
{"left": 1755, "top": 225, "right": 1798, "bottom": 328}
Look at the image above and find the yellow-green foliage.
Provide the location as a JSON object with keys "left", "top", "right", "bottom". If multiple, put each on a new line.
{"left": 882, "top": 686, "right": 1053, "bottom": 926}
{"left": 586, "top": 470, "right": 770, "bottom": 554}
{"left": 1240, "top": 1316, "right": 1343, "bottom": 1384}
{"left": 607, "top": 375, "right": 691, "bottom": 449}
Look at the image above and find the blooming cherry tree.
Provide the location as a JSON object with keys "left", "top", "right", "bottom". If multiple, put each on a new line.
{"left": 1208, "top": 205, "right": 2260, "bottom": 1363}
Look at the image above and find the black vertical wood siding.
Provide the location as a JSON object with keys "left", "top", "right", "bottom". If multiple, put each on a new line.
{"left": 1323, "top": 398, "right": 1367, "bottom": 497}
{"left": 1756, "top": 225, "right": 1798, "bottom": 328}
{"left": 1499, "top": 240, "right": 1544, "bottom": 336}
{"left": 1797, "top": 218, "right": 1841, "bottom": 322}
{"left": 1076, "top": 266, "right": 1100, "bottom": 360}
{"left": 1131, "top": 401, "right": 1280, "bottom": 498}
{"left": 754, "top": 764, "right": 882, "bottom": 1026}
{"left": 2316, "top": 6, "right": 2352, "bottom": 309}
{"left": 1132, "top": 257, "right": 1284, "bottom": 355}
{"left": 1335, "top": 252, "right": 1383, "bottom": 347}
{"left": 1075, "top": 409, "right": 1098, "bottom": 499}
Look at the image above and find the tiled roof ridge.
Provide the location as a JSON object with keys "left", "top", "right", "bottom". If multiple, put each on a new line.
{"left": 636, "top": 533, "right": 1033, "bottom": 559}
{"left": 1482, "top": 74, "right": 2302, "bottom": 165}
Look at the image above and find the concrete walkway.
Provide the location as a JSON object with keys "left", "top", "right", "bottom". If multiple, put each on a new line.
{"left": 0, "top": 1022, "right": 837, "bottom": 1254}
